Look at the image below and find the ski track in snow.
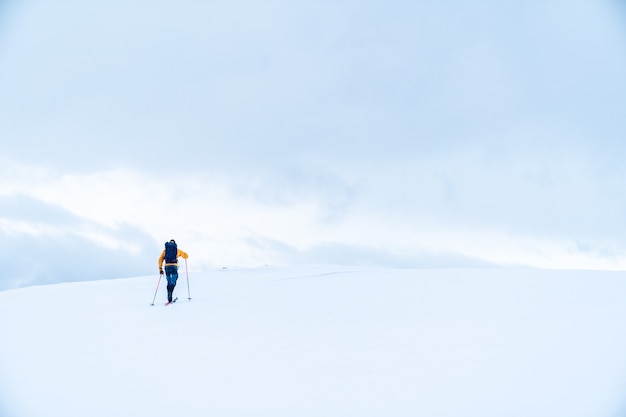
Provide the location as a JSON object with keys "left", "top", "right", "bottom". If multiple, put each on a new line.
{"left": 1, "top": 265, "right": 626, "bottom": 417}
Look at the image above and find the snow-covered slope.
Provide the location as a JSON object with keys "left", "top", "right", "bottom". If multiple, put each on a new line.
{"left": 1, "top": 266, "right": 626, "bottom": 417}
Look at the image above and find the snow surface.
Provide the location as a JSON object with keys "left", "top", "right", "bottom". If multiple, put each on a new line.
{"left": 1, "top": 265, "right": 626, "bottom": 417}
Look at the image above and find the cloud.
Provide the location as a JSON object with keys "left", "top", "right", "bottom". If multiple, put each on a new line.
{"left": 0, "top": 194, "right": 158, "bottom": 290}
{"left": 246, "top": 236, "right": 494, "bottom": 269}
{"left": 2, "top": 153, "right": 626, "bottom": 291}
{"left": 2, "top": 1, "right": 623, "bottom": 172}
{"left": 1, "top": 229, "right": 156, "bottom": 291}
{"left": 1, "top": 1, "right": 626, "bottom": 288}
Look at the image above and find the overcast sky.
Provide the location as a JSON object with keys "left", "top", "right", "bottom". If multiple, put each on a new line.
{"left": 1, "top": 0, "right": 626, "bottom": 289}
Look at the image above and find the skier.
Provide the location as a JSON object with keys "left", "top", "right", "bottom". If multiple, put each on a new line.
{"left": 158, "top": 239, "right": 189, "bottom": 303}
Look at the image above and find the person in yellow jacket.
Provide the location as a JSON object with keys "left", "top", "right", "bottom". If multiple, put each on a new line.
{"left": 158, "top": 239, "right": 189, "bottom": 303}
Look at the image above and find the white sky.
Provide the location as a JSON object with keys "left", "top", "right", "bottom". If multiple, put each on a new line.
{"left": 2, "top": 1, "right": 626, "bottom": 288}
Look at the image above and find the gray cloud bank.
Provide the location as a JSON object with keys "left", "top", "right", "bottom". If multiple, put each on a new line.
{"left": 0, "top": 195, "right": 158, "bottom": 290}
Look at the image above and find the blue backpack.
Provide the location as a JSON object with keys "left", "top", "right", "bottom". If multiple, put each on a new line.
{"left": 164, "top": 241, "right": 178, "bottom": 263}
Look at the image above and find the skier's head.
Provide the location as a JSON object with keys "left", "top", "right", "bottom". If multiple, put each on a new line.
{"left": 169, "top": 239, "right": 176, "bottom": 244}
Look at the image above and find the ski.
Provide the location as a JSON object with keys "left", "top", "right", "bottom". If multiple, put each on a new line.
{"left": 165, "top": 297, "right": 178, "bottom": 306}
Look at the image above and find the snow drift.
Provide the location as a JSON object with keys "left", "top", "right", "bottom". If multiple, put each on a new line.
{"left": 1, "top": 265, "right": 626, "bottom": 417}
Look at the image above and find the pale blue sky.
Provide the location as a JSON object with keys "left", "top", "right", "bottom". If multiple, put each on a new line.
{"left": 1, "top": 1, "right": 626, "bottom": 289}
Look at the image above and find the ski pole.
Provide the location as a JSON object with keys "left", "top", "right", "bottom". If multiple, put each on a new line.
{"left": 185, "top": 258, "right": 191, "bottom": 300}
{"left": 151, "top": 273, "right": 162, "bottom": 306}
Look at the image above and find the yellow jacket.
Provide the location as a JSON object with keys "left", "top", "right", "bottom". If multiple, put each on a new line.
{"left": 158, "top": 248, "right": 189, "bottom": 269}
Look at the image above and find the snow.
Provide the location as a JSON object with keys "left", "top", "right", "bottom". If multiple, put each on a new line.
{"left": 1, "top": 265, "right": 626, "bottom": 417}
